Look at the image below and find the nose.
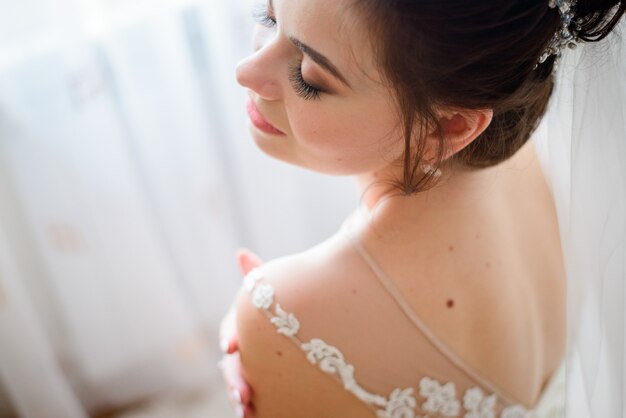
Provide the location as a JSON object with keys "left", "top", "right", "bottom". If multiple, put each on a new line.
{"left": 235, "top": 29, "right": 283, "bottom": 101}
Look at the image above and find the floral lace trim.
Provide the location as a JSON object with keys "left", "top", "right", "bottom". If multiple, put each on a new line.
{"left": 243, "top": 268, "right": 540, "bottom": 418}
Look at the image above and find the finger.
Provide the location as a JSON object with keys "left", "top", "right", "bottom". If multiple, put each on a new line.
{"left": 241, "top": 250, "right": 264, "bottom": 272}
{"left": 219, "top": 312, "right": 239, "bottom": 354}
{"left": 221, "top": 353, "right": 253, "bottom": 405}
{"left": 229, "top": 352, "right": 253, "bottom": 405}
{"left": 220, "top": 333, "right": 239, "bottom": 354}
{"left": 221, "top": 357, "right": 244, "bottom": 402}
{"left": 243, "top": 403, "right": 256, "bottom": 418}
{"left": 236, "top": 248, "right": 264, "bottom": 276}
{"left": 220, "top": 335, "right": 238, "bottom": 354}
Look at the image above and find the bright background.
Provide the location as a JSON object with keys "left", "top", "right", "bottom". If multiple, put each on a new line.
{"left": 0, "top": 0, "right": 358, "bottom": 416}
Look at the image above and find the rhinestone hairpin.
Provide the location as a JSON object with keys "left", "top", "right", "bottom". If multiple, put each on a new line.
{"left": 535, "top": 0, "right": 584, "bottom": 69}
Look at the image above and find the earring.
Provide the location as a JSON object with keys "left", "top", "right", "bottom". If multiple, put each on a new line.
{"left": 421, "top": 163, "right": 442, "bottom": 178}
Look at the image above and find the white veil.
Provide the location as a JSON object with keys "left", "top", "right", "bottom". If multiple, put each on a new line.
{"left": 534, "top": 18, "right": 626, "bottom": 418}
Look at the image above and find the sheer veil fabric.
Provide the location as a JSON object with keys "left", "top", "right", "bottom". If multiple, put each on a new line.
{"left": 533, "top": 19, "right": 626, "bottom": 418}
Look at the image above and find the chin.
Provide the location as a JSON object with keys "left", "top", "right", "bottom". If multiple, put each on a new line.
{"left": 248, "top": 126, "right": 370, "bottom": 176}
{"left": 249, "top": 127, "right": 301, "bottom": 166}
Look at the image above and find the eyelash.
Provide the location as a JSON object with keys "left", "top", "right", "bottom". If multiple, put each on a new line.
{"left": 252, "top": 3, "right": 277, "bottom": 28}
{"left": 288, "top": 62, "right": 323, "bottom": 101}
{"left": 252, "top": 3, "right": 324, "bottom": 101}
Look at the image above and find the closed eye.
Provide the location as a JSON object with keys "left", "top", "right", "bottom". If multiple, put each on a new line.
{"left": 289, "top": 61, "right": 324, "bottom": 101}
{"left": 251, "top": 1, "right": 327, "bottom": 100}
{"left": 252, "top": 2, "right": 276, "bottom": 28}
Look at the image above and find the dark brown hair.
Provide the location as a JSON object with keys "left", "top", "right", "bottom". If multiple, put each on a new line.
{"left": 353, "top": 0, "right": 625, "bottom": 194}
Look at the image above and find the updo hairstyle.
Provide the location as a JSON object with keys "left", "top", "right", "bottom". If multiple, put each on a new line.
{"left": 353, "top": 0, "right": 625, "bottom": 194}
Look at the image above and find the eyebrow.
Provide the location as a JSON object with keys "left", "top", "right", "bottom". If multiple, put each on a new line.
{"left": 267, "top": 0, "right": 350, "bottom": 87}
{"left": 288, "top": 37, "right": 350, "bottom": 87}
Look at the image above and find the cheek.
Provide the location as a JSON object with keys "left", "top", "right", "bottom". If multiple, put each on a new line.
{"left": 287, "top": 101, "right": 403, "bottom": 172}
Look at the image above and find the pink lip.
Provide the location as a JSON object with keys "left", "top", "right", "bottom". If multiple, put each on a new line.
{"left": 246, "top": 98, "right": 285, "bottom": 135}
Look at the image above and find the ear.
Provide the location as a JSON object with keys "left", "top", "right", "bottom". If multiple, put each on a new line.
{"left": 423, "top": 108, "right": 493, "bottom": 162}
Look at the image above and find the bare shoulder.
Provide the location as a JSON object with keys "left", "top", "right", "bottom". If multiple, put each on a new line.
{"left": 233, "top": 169, "right": 566, "bottom": 416}
{"left": 234, "top": 235, "right": 379, "bottom": 418}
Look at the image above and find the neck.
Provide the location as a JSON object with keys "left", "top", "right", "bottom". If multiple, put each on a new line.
{"left": 353, "top": 141, "right": 538, "bottom": 228}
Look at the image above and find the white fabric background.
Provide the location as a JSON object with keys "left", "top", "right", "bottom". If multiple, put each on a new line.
{"left": 0, "top": 0, "right": 356, "bottom": 416}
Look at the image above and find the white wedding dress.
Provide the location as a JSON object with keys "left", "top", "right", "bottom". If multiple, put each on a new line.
{"left": 241, "top": 206, "right": 566, "bottom": 418}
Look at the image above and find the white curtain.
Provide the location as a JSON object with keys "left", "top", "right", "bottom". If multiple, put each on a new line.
{"left": 0, "top": 0, "right": 356, "bottom": 416}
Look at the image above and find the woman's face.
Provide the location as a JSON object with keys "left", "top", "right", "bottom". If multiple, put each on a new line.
{"left": 235, "top": 0, "right": 405, "bottom": 176}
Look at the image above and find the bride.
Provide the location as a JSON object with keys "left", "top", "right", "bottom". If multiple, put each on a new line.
{"left": 219, "top": 0, "right": 625, "bottom": 417}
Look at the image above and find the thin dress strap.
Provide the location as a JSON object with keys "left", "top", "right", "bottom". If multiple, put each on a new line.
{"left": 340, "top": 204, "right": 523, "bottom": 407}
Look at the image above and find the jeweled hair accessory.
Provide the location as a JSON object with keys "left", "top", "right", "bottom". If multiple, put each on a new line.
{"left": 535, "top": 0, "right": 584, "bottom": 69}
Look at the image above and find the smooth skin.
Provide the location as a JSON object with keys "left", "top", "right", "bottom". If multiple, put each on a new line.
{"left": 219, "top": 0, "right": 566, "bottom": 416}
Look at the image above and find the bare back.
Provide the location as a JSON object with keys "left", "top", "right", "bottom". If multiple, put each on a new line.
{"left": 338, "top": 140, "right": 565, "bottom": 404}
{"left": 236, "top": 140, "right": 566, "bottom": 417}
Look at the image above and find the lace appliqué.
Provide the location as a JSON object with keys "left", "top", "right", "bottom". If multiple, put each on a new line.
{"left": 251, "top": 283, "right": 274, "bottom": 310}
{"left": 271, "top": 303, "right": 300, "bottom": 337}
{"left": 242, "top": 268, "right": 542, "bottom": 418}
{"left": 378, "top": 388, "right": 417, "bottom": 418}
{"left": 301, "top": 338, "right": 388, "bottom": 407}
{"left": 464, "top": 387, "right": 497, "bottom": 418}
{"left": 243, "top": 267, "right": 264, "bottom": 292}
{"left": 420, "top": 377, "right": 461, "bottom": 417}
{"left": 500, "top": 405, "right": 535, "bottom": 418}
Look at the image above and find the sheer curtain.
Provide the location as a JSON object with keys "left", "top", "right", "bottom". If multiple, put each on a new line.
{"left": 0, "top": 0, "right": 356, "bottom": 416}
{"left": 534, "top": 18, "right": 626, "bottom": 418}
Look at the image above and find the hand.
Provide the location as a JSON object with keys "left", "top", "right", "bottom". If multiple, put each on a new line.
{"left": 219, "top": 248, "right": 264, "bottom": 418}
